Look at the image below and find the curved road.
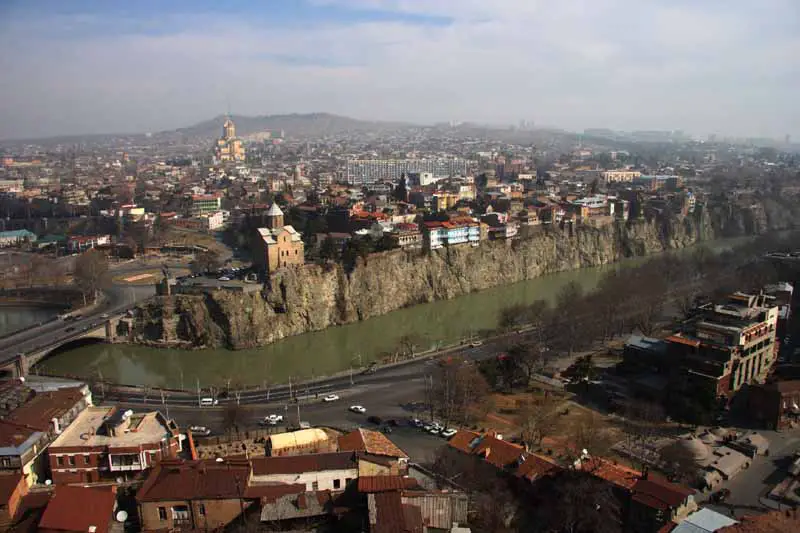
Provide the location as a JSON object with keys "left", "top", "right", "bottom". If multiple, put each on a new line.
{"left": 0, "top": 262, "right": 159, "bottom": 365}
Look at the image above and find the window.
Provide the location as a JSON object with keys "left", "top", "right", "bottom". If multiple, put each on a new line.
{"left": 84, "top": 455, "right": 90, "bottom": 465}
{"left": 333, "top": 479, "right": 341, "bottom": 489}
{"left": 198, "top": 503, "right": 206, "bottom": 516}
{"left": 56, "top": 456, "right": 63, "bottom": 467}
{"left": 68, "top": 456, "right": 75, "bottom": 466}
{"left": 158, "top": 507, "right": 167, "bottom": 520}
{"left": 345, "top": 478, "right": 353, "bottom": 485}
{"left": 312, "top": 481, "right": 319, "bottom": 491}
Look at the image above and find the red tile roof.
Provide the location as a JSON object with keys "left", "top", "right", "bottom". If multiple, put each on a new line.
{"left": 515, "top": 453, "right": 562, "bottom": 482}
{"left": 338, "top": 429, "right": 408, "bottom": 459}
{"left": 470, "top": 435, "right": 525, "bottom": 469}
{"left": 38, "top": 486, "right": 115, "bottom": 533}
{"left": 136, "top": 459, "right": 251, "bottom": 502}
{"left": 446, "top": 430, "right": 481, "bottom": 454}
{"left": 358, "top": 476, "right": 419, "bottom": 493}
{"left": 251, "top": 452, "right": 356, "bottom": 476}
{"left": 631, "top": 476, "right": 694, "bottom": 511}
{"left": 581, "top": 457, "right": 642, "bottom": 491}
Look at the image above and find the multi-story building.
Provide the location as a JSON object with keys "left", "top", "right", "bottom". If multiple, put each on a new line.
{"left": 422, "top": 219, "right": 480, "bottom": 251}
{"left": 198, "top": 211, "right": 225, "bottom": 231}
{"left": 345, "top": 158, "right": 468, "bottom": 186}
{"left": 602, "top": 170, "right": 641, "bottom": 183}
{"left": 388, "top": 223, "right": 422, "bottom": 249}
{"left": 251, "top": 204, "right": 305, "bottom": 274}
{"left": 190, "top": 194, "right": 222, "bottom": 216}
{"left": 66, "top": 234, "right": 111, "bottom": 254}
{"left": 48, "top": 406, "right": 181, "bottom": 484}
{"left": 667, "top": 291, "right": 779, "bottom": 399}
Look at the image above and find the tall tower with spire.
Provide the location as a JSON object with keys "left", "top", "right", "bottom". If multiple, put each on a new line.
{"left": 223, "top": 117, "right": 236, "bottom": 140}
{"left": 265, "top": 203, "right": 285, "bottom": 229}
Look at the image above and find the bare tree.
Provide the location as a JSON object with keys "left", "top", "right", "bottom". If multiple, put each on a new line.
{"left": 431, "top": 359, "right": 491, "bottom": 427}
{"left": 73, "top": 249, "right": 110, "bottom": 305}
{"left": 518, "top": 395, "right": 560, "bottom": 452}
{"left": 190, "top": 250, "right": 222, "bottom": 274}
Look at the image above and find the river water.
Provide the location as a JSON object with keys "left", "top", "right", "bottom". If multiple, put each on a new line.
{"left": 0, "top": 306, "right": 59, "bottom": 337}
{"left": 35, "top": 236, "right": 757, "bottom": 388}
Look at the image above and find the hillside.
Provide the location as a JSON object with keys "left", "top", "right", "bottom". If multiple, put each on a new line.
{"left": 166, "top": 112, "right": 413, "bottom": 139}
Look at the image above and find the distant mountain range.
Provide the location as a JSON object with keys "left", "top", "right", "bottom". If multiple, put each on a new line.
{"left": 166, "top": 112, "right": 414, "bottom": 139}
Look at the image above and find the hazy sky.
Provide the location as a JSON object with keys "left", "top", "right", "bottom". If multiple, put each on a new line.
{"left": 1, "top": 0, "right": 798, "bottom": 140}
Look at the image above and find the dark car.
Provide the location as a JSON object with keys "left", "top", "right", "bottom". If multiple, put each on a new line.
{"left": 711, "top": 488, "right": 731, "bottom": 504}
{"left": 64, "top": 326, "right": 75, "bottom": 333}
{"left": 367, "top": 415, "right": 383, "bottom": 425}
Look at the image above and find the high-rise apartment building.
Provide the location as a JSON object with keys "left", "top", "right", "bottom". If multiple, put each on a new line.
{"left": 345, "top": 158, "right": 468, "bottom": 186}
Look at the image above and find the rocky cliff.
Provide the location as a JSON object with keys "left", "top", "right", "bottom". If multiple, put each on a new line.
{"left": 133, "top": 199, "right": 798, "bottom": 349}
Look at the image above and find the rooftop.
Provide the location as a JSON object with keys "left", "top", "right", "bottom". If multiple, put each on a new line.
{"left": 717, "top": 509, "right": 800, "bottom": 532}
{"left": 39, "top": 485, "right": 116, "bottom": 533}
{"left": 631, "top": 476, "right": 694, "bottom": 511}
{"left": 50, "top": 406, "right": 174, "bottom": 450}
{"left": 251, "top": 452, "right": 356, "bottom": 476}
{"left": 137, "top": 458, "right": 251, "bottom": 502}
{"left": 267, "top": 428, "right": 329, "bottom": 452}
{"left": 7, "top": 386, "right": 87, "bottom": 432}
{"left": 358, "top": 476, "right": 419, "bottom": 493}
{"left": 0, "top": 419, "right": 42, "bottom": 454}
{"left": 338, "top": 428, "right": 408, "bottom": 459}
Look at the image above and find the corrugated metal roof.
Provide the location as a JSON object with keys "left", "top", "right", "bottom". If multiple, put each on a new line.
{"left": 252, "top": 452, "right": 356, "bottom": 476}
{"left": 358, "top": 476, "right": 418, "bottom": 493}
{"left": 39, "top": 485, "right": 116, "bottom": 533}
{"left": 268, "top": 428, "right": 329, "bottom": 451}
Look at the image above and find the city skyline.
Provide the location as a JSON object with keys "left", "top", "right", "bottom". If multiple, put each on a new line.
{"left": 1, "top": 0, "right": 798, "bottom": 140}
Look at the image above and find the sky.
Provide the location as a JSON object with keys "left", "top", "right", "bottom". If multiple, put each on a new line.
{"left": 0, "top": 0, "right": 798, "bottom": 140}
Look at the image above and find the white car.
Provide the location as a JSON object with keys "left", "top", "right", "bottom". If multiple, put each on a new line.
{"left": 260, "top": 414, "right": 284, "bottom": 426}
{"left": 323, "top": 394, "right": 340, "bottom": 402}
{"left": 469, "top": 341, "right": 483, "bottom": 348}
{"left": 218, "top": 276, "right": 231, "bottom": 281}
{"left": 189, "top": 426, "right": 211, "bottom": 436}
{"left": 349, "top": 405, "right": 367, "bottom": 414}
{"left": 440, "top": 428, "right": 457, "bottom": 438}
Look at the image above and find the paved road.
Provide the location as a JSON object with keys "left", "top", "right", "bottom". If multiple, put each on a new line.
{"left": 0, "top": 269, "right": 156, "bottom": 365}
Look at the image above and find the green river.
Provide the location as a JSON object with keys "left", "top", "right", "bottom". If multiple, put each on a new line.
{"left": 35, "top": 236, "right": 757, "bottom": 388}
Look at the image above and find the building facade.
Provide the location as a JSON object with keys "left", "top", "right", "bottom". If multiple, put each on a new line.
{"left": 48, "top": 406, "right": 181, "bottom": 484}
{"left": 667, "top": 292, "right": 779, "bottom": 399}
{"left": 345, "top": 158, "right": 468, "bottom": 186}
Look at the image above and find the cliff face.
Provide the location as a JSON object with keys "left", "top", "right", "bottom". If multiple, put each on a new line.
{"left": 133, "top": 201, "right": 796, "bottom": 349}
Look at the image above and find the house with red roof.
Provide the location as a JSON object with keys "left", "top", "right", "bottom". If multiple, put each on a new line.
{"left": 38, "top": 485, "right": 116, "bottom": 533}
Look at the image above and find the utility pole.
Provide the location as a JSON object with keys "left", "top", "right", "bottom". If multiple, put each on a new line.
{"left": 350, "top": 365, "right": 353, "bottom": 386}
{"left": 196, "top": 378, "right": 201, "bottom": 407}
{"left": 288, "top": 376, "right": 292, "bottom": 400}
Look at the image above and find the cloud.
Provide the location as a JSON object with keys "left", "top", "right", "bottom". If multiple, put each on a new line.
{"left": 0, "top": 0, "right": 798, "bottom": 139}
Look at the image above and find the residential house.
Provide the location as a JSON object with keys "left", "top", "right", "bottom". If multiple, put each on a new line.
{"left": 136, "top": 458, "right": 253, "bottom": 531}
{"left": 422, "top": 220, "right": 480, "bottom": 251}
{"left": 47, "top": 406, "right": 181, "bottom": 484}
{"left": 338, "top": 429, "right": 409, "bottom": 476}
{"left": 388, "top": 223, "right": 422, "bottom": 249}
{"left": 250, "top": 452, "right": 357, "bottom": 492}
{"left": 0, "top": 421, "right": 48, "bottom": 487}
{"left": 37, "top": 485, "right": 117, "bottom": 533}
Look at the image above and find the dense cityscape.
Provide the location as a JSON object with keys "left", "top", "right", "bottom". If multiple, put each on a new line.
{"left": 1, "top": 1, "right": 800, "bottom": 532}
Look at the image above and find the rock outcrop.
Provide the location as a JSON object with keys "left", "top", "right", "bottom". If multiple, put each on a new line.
{"left": 133, "top": 200, "right": 797, "bottom": 349}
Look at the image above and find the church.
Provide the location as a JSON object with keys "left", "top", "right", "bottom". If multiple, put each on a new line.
{"left": 252, "top": 204, "right": 305, "bottom": 274}
{"left": 214, "top": 117, "right": 245, "bottom": 162}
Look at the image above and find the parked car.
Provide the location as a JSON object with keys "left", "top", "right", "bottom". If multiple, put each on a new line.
{"left": 440, "top": 428, "right": 458, "bottom": 438}
{"left": 349, "top": 405, "right": 367, "bottom": 414}
{"left": 410, "top": 418, "right": 423, "bottom": 428}
{"left": 428, "top": 424, "right": 444, "bottom": 435}
{"left": 710, "top": 488, "right": 731, "bottom": 504}
{"left": 218, "top": 276, "right": 231, "bottom": 281}
{"left": 323, "top": 394, "right": 340, "bottom": 402}
{"left": 189, "top": 426, "right": 211, "bottom": 437}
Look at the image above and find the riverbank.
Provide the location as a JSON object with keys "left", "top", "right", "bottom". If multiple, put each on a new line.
{"left": 33, "top": 231, "right": 780, "bottom": 388}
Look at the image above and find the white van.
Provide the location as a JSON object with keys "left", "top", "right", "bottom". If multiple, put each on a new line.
{"left": 199, "top": 398, "right": 218, "bottom": 407}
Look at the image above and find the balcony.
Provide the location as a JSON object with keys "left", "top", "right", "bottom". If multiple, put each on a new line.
{"left": 109, "top": 454, "right": 143, "bottom": 472}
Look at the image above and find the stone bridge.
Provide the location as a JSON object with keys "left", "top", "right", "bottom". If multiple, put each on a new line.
{"left": 0, "top": 312, "right": 131, "bottom": 378}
